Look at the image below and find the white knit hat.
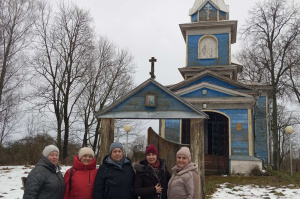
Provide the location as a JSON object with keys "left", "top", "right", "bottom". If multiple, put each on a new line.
{"left": 177, "top": 147, "right": 191, "bottom": 162}
{"left": 42, "top": 145, "right": 59, "bottom": 157}
{"left": 78, "top": 147, "right": 94, "bottom": 160}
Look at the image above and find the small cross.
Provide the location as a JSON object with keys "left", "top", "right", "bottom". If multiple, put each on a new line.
{"left": 149, "top": 57, "right": 157, "bottom": 79}
{"left": 204, "top": 4, "right": 212, "bottom": 19}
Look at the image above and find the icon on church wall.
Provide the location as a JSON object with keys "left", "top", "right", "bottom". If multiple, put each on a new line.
{"left": 198, "top": 36, "right": 218, "bottom": 59}
{"left": 145, "top": 93, "right": 156, "bottom": 107}
{"left": 236, "top": 123, "right": 242, "bottom": 131}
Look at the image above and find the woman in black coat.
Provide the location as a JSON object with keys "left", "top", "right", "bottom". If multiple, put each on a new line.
{"left": 133, "top": 144, "right": 171, "bottom": 199}
{"left": 23, "top": 145, "right": 65, "bottom": 199}
{"left": 93, "top": 142, "right": 135, "bottom": 199}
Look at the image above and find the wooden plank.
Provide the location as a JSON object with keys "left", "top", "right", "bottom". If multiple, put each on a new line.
{"left": 190, "top": 119, "right": 205, "bottom": 199}
{"left": 147, "top": 127, "right": 188, "bottom": 171}
{"left": 99, "top": 118, "right": 114, "bottom": 163}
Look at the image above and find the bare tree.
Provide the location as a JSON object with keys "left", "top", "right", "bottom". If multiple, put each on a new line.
{"left": 276, "top": 105, "right": 300, "bottom": 168}
{"left": 75, "top": 36, "right": 135, "bottom": 151}
{"left": 31, "top": 1, "right": 94, "bottom": 160}
{"left": 237, "top": 0, "right": 300, "bottom": 170}
{"left": 0, "top": 0, "right": 37, "bottom": 145}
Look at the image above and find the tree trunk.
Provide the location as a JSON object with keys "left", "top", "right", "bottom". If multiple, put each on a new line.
{"left": 190, "top": 119, "right": 205, "bottom": 199}
{"left": 57, "top": 120, "right": 62, "bottom": 158}
{"left": 63, "top": 115, "right": 69, "bottom": 161}
{"left": 93, "top": 119, "right": 101, "bottom": 152}
{"left": 82, "top": 120, "right": 88, "bottom": 147}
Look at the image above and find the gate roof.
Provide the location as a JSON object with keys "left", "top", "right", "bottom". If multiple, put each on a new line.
{"left": 96, "top": 78, "right": 209, "bottom": 119}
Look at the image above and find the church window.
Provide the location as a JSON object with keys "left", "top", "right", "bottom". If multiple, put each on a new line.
{"left": 198, "top": 35, "right": 218, "bottom": 59}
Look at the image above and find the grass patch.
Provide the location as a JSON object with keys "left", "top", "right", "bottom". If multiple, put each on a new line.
{"left": 204, "top": 171, "right": 300, "bottom": 198}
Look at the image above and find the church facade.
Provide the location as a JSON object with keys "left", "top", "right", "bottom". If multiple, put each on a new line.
{"left": 160, "top": 0, "right": 273, "bottom": 174}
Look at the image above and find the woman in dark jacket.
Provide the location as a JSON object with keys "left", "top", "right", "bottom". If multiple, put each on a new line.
{"left": 133, "top": 144, "right": 171, "bottom": 199}
{"left": 93, "top": 142, "right": 135, "bottom": 199}
{"left": 23, "top": 145, "right": 65, "bottom": 199}
{"left": 63, "top": 147, "right": 97, "bottom": 199}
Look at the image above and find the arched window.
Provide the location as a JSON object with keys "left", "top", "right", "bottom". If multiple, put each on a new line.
{"left": 198, "top": 35, "right": 218, "bottom": 59}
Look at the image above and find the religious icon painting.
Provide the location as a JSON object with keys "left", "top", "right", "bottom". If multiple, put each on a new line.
{"left": 236, "top": 123, "right": 242, "bottom": 131}
{"left": 145, "top": 93, "right": 156, "bottom": 107}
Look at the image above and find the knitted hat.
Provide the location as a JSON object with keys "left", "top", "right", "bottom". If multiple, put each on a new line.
{"left": 177, "top": 147, "right": 191, "bottom": 162}
{"left": 42, "top": 145, "right": 59, "bottom": 157}
{"left": 109, "top": 142, "right": 124, "bottom": 154}
{"left": 78, "top": 147, "right": 94, "bottom": 160}
{"left": 145, "top": 144, "right": 158, "bottom": 157}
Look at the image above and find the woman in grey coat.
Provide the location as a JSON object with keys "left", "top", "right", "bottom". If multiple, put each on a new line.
{"left": 23, "top": 145, "right": 65, "bottom": 199}
{"left": 167, "top": 147, "right": 199, "bottom": 199}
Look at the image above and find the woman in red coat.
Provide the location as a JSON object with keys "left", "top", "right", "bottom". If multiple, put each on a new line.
{"left": 63, "top": 147, "right": 97, "bottom": 199}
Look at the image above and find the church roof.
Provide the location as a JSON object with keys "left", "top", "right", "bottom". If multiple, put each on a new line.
{"left": 189, "top": 0, "right": 229, "bottom": 15}
{"left": 174, "top": 82, "right": 253, "bottom": 98}
{"left": 179, "top": 20, "right": 237, "bottom": 43}
{"left": 169, "top": 70, "right": 258, "bottom": 93}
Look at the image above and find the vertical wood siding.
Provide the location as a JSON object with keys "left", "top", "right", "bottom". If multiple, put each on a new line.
{"left": 181, "top": 76, "right": 239, "bottom": 90}
{"left": 254, "top": 97, "right": 268, "bottom": 162}
{"left": 165, "top": 119, "right": 181, "bottom": 143}
{"left": 110, "top": 83, "right": 195, "bottom": 113}
{"left": 188, "top": 33, "right": 229, "bottom": 66}
{"left": 181, "top": 87, "right": 232, "bottom": 98}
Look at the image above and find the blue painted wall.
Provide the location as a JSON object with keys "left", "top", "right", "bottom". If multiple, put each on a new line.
{"left": 254, "top": 97, "right": 268, "bottom": 163}
{"left": 111, "top": 83, "right": 195, "bottom": 113}
{"left": 219, "top": 11, "right": 227, "bottom": 20}
{"left": 181, "top": 76, "right": 240, "bottom": 90}
{"left": 164, "top": 109, "right": 250, "bottom": 156}
{"left": 191, "top": 13, "right": 198, "bottom": 22}
{"left": 181, "top": 87, "right": 232, "bottom": 98}
{"left": 220, "top": 109, "right": 249, "bottom": 156}
{"left": 165, "top": 119, "right": 181, "bottom": 143}
{"left": 188, "top": 33, "right": 229, "bottom": 66}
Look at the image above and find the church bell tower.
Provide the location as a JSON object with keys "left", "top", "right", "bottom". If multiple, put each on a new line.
{"left": 179, "top": 0, "right": 240, "bottom": 80}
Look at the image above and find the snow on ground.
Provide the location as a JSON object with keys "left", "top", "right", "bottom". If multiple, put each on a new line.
{"left": 211, "top": 183, "right": 300, "bottom": 199}
{"left": 1, "top": 166, "right": 300, "bottom": 199}
{"left": 0, "top": 165, "right": 71, "bottom": 199}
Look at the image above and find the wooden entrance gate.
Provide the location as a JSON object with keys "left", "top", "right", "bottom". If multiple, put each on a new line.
{"left": 182, "top": 111, "right": 229, "bottom": 175}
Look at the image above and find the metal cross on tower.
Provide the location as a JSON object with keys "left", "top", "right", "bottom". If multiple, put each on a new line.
{"left": 204, "top": 4, "right": 212, "bottom": 19}
{"left": 149, "top": 57, "right": 157, "bottom": 79}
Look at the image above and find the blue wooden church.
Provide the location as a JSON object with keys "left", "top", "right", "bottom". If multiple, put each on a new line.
{"left": 97, "top": 0, "right": 273, "bottom": 177}
{"left": 160, "top": 0, "right": 273, "bottom": 174}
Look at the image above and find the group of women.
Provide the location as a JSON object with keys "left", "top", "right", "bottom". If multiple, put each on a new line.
{"left": 23, "top": 142, "right": 199, "bottom": 199}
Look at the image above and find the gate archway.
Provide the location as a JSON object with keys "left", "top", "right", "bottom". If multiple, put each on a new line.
{"left": 96, "top": 78, "right": 208, "bottom": 198}
{"left": 181, "top": 111, "right": 229, "bottom": 174}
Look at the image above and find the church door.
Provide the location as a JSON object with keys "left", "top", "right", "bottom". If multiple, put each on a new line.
{"left": 182, "top": 111, "right": 229, "bottom": 175}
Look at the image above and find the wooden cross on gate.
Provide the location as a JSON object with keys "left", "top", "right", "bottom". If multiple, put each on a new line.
{"left": 149, "top": 57, "right": 157, "bottom": 79}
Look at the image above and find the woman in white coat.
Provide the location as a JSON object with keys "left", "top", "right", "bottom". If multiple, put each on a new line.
{"left": 167, "top": 147, "right": 199, "bottom": 199}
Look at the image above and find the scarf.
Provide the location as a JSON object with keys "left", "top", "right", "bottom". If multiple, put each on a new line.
{"left": 107, "top": 156, "right": 125, "bottom": 169}
{"left": 149, "top": 159, "right": 160, "bottom": 168}
{"left": 175, "top": 162, "right": 192, "bottom": 173}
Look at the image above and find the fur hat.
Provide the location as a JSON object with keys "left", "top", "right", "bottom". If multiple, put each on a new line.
{"left": 177, "top": 147, "right": 191, "bottom": 162}
{"left": 109, "top": 142, "right": 124, "bottom": 154}
{"left": 42, "top": 145, "right": 59, "bottom": 157}
{"left": 145, "top": 144, "right": 158, "bottom": 157}
{"left": 78, "top": 147, "right": 94, "bottom": 160}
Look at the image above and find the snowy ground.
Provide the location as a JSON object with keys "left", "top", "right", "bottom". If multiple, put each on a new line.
{"left": 1, "top": 166, "right": 300, "bottom": 199}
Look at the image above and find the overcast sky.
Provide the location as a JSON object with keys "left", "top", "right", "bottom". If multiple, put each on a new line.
{"left": 72, "top": 0, "right": 264, "bottom": 86}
